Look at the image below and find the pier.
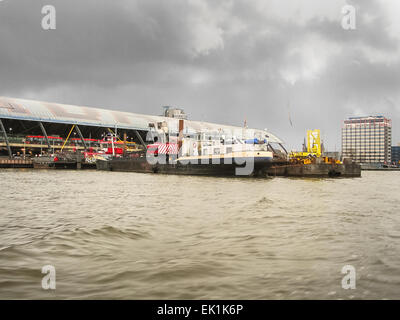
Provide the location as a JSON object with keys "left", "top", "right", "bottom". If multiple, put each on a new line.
{"left": 0, "top": 158, "right": 33, "bottom": 168}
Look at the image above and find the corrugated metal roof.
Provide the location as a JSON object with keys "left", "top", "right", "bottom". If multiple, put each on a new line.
{"left": 0, "top": 96, "right": 283, "bottom": 143}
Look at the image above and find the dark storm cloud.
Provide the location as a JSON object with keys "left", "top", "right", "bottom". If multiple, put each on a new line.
{"left": 0, "top": 0, "right": 197, "bottom": 87}
{"left": 1, "top": 0, "right": 400, "bottom": 149}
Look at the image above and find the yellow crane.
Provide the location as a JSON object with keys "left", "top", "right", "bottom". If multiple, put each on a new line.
{"left": 290, "top": 129, "right": 340, "bottom": 164}
{"left": 306, "top": 129, "right": 322, "bottom": 157}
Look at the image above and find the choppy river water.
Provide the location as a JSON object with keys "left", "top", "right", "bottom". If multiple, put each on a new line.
{"left": 0, "top": 169, "right": 399, "bottom": 299}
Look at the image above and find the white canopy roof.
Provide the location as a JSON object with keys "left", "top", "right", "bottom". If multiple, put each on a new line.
{"left": 0, "top": 96, "right": 283, "bottom": 144}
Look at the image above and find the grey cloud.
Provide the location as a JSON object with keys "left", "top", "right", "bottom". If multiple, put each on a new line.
{"left": 1, "top": 0, "right": 400, "bottom": 149}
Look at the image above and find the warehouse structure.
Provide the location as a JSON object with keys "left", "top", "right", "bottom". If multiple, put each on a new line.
{"left": 0, "top": 96, "right": 284, "bottom": 158}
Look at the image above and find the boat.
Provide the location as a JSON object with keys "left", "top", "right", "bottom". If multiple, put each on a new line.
{"left": 96, "top": 138, "right": 275, "bottom": 177}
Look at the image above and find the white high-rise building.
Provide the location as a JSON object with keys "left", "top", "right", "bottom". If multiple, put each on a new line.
{"left": 342, "top": 116, "right": 392, "bottom": 164}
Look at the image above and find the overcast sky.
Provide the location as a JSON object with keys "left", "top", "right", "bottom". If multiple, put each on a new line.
{"left": 1, "top": 0, "right": 400, "bottom": 150}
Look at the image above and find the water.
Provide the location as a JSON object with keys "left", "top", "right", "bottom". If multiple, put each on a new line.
{"left": 0, "top": 169, "right": 399, "bottom": 299}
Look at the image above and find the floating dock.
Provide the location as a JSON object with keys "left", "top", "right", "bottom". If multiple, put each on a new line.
{"left": 266, "top": 161, "right": 361, "bottom": 178}
{"left": 32, "top": 155, "right": 96, "bottom": 170}
{"left": 0, "top": 158, "right": 33, "bottom": 168}
{"left": 97, "top": 154, "right": 361, "bottom": 178}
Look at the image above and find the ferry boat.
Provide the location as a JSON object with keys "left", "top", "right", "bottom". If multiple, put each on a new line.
{"left": 96, "top": 137, "right": 275, "bottom": 177}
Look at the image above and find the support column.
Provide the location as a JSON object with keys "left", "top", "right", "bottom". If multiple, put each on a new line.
{"left": 267, "top": 143, "right": 277, "bottom": 154}
{"left": 39, "top": 122, "right": 51, "bottom": 151}
{"left": 75, "top": 125, "right": 87, "bottom": 151}
{"left": 178, "top": 119, "right": 184, "bottom": 154}
{"left": 279, "top": 143, "right": 288, "bottom": 155}
{"left": 123, "top": 132, "right": 127, "bottom": 156}
{"left": 134, "top": 130, "right": 146, "bottom": 148}
{"left": 0, "top": 118, "right": 12, "bottom": 159}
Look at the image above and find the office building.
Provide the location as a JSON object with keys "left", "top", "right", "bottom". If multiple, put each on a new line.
{"left": 342, "top": 116, "right": 392, "bottom": 164}
{"left": 392, "top": 145, "right": 400, "bottom": 165}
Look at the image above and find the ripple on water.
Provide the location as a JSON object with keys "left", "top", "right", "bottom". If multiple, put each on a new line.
{"left": 0, "top": 170, "right": 400, "bottom": 299}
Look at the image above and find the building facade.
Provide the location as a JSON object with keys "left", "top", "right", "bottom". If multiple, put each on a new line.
{"left": 392, "top": 145, "right": 400, "bottom": 165}
{"left": 342, "top": 116, "right": 392, "bottom": 164}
